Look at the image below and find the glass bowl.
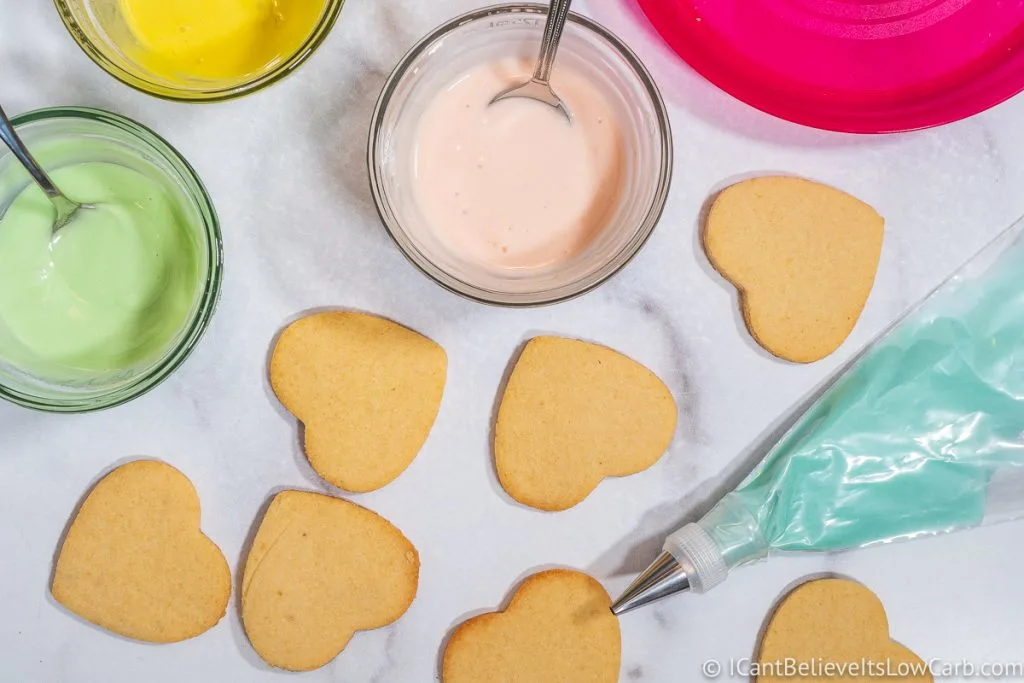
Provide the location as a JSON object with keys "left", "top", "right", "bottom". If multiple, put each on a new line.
{"left": 0, "top": 107, "right": 222, "bottom": 412}
{"left": 53, "top": 0, "right": 344, "bottom": 101}
{"left": 368, "top": 3, "right": 673, "bottom": 306}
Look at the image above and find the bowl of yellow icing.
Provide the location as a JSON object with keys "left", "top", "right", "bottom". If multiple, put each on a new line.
{"left": 55, "top": 0, "right": 342, "bottom": 100}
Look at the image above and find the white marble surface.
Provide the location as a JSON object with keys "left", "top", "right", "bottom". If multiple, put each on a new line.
{"left": 3, "top": 0, "right": 1024, "bottom": 681}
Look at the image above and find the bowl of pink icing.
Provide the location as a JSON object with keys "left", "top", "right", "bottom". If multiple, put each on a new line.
{"left": 369, "top": 4, "right": 672, "bottom": 306}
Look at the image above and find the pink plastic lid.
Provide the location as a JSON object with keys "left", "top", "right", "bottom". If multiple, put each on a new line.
{"left": 637, "top": 0, "right": 1024, "bottom": 133}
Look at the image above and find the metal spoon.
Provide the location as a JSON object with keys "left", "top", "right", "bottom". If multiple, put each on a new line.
{"left": 0, "top": 105, "right": 88, "bottom": 233}
{"left": 490, "top": 0, "right": 574, "bottom": 122}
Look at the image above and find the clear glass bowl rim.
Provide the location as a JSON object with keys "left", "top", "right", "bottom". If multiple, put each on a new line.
{"left": 52, "top": 0, "right": 346, "bottom": 102}
{"left": 367, "top": 2, "right": 674, "bottom": 307}
{"left": 0, "top": 106, "right": 223, "bottom": 413}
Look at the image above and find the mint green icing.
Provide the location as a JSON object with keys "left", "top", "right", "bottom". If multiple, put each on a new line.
{"left": 0, "top": 161, "right": 200, "bottom": 378}
{"left": 701, "top": 227, "right": 1024, "bottom": 567}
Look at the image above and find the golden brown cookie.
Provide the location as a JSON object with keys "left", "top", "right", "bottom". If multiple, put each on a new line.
{"left": 241, "top": 490, "right": 419, "bottom": 672}
{"left": 270, "top": 311, "right": 447, "bottom": 492}
{"left": 704, "top": 176, "right": 884, "bottom": 363}
{"left": 443, "top": 569, "right": 620, "bottom": 683}
{"left": 495, "top": 336, "right": 677, "bottom": 511}
{"left": 51, "top": 460, "right": 230, "bottom": 643}
{"left": 757, "top": 578, "right": 932, "bottom": 682}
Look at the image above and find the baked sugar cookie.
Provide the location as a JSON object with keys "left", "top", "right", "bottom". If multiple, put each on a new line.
{"left": 757, "top": 578, "right": 931, "bottom": 682}
{"left": 241, "top": 490, "right": 419, "bottom": 672}
{"left": 495, "top": 336, "right": 677, "bottom": 511}
{"left": 443, "top": 569, "right": 620, "bottom": 683}
{"left": 270, "top": 311, "right": 447, "bottom": 492}
{"left": 51, "top": 460, "right": 230, "bottom": 643}
{"left": 704, "top": 176, "right": 884, "bottom": 363}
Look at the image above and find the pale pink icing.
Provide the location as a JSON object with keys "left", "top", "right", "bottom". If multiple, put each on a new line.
{"left": 413, "top": 58, "right": 625, "bottom": 269}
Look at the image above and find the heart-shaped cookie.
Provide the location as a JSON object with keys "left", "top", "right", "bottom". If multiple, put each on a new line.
{"left": 442, "top": 569, "right": 620, "bottom": 683}
{"left": 241, "top": 490, "right": 419, "bottom": 672}
{"left": 51, "top": 460, "right": 230, "bottom": 643}
{"left": 270, "top": 311, "right": 447, "bottom": 492}
{"left": 495, "top": 336, "right": 677, "bottom": 511}
{"left": 704, "top": 176, "right": 885, "bottom": 363}
{"left": 757, "top": 578, "right": 932, "bottom": 682}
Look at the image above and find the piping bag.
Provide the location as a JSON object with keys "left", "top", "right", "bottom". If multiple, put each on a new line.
{"left": 612, "top": 215, "right": 1024, "bottom": 615}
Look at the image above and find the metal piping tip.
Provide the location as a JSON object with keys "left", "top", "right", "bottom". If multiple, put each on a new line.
{"left": 611, "top": 551, "right": 691, "bottom": 615}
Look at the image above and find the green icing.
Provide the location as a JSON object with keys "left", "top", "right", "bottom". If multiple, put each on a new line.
{"left": 0, "top": 161, "right": 201, "bottom": 377}
{"left": 702, "top": 229, "right": 1024, "bottom": 564}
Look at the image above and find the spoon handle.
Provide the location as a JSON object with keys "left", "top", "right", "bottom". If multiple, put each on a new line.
{"left": 532, "top": 0, "right": 573, "bottom": 85}
{"left": 0, "top": 105, "right": 64, "bottom": 202}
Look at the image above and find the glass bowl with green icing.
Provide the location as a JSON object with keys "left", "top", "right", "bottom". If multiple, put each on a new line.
{"left": 0, "top": 107, "right": 222, "bottom": 412}
{"left": 53, "top": 0, "right": 344, "bottom": 101}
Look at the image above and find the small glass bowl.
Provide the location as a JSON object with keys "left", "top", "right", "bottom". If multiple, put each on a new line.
{"left": 0, "top": 108, "right": 222, "bottom": 412}
{"left": 53, "top": 0, "right": 344, "bottom": 101}
{"left": 368, "top": 4, "right": 673, "bottom": 306}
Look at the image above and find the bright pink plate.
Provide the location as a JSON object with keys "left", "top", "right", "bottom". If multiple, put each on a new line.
{"left": 637, "top": 0, "right": 1024, "bottom": 132}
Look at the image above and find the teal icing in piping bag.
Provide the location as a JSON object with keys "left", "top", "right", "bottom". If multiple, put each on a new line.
{"left": 613, "top": 217, "right": 1024, "bottom": 614}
